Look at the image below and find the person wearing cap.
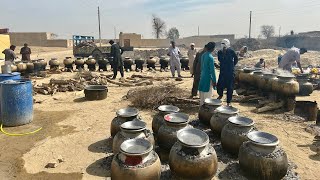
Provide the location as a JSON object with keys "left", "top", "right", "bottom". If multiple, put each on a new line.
{"left": 279, "top": 47, "right": 307, "bottom": 73}
{"left": 167, "top": 41, "right": 182, "bottom": 77}
{"left": 109, "top": 40, "right": 124, "bottom": 79}
{"left": 187, "top": 43, "right": 197, "bottom": 77}
{"left": 2, "top": 45, "right": 17, "bottom": 64}
{"left": 20, "top": 43, "right": 32, "bottom": 62}
{"left": 198, "top": 42, "right": 217, "bottom": 106}
{"left": 190, "top": 44, "right": 207, "bottom": 98}
{"left": 217, "top": 39, "right": 238, "bottom": 106}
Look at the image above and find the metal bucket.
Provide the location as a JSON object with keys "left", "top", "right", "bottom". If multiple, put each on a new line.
{"left": 0, "top": 80, "right": 33, "bottom": 126}
{"left": 1, "top": 65, "right": 12, "bottom": 74}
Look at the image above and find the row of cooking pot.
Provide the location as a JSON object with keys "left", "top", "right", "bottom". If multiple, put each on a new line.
{"left": 110, "top": 106, "right": 289, "bottom": 180}
{"left": 236, "top": 67, "right": 313, "bottom": 96}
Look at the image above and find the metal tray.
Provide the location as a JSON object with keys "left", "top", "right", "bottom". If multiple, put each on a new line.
{"left": 164, "top": 113, "right": 189, "bottom": 124}
{"left": 204, "top": 98, "right": 222, "bottom": 106}
{"left": 120, "top": 138, "right": 153, "bottom": 156}
{"left": 247, "top": 131, "right": 279, "bottom": 147}
{"left": 177, "top": 128, "right": 209, "bottom": 148}
{"left": 158, "top": 105, "right": 180, "bottom": 113}
{"left": 228, "top": 116, "right": 254, "bottom": 127}
{"left": 215, "top": 106, "right": 239, "bottom": 115}
{"left": 116, "top": 107, "right": 139, "bottom": 118}
{"left": 120, "top": 120, "right": 146, "bottom": 131}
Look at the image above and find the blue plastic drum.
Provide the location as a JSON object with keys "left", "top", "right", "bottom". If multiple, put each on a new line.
{"left": 0, "top": 72, "right": 21, "bottom": 82}
{"left": 0, "top": 80, "right": 33, "bottom": 126}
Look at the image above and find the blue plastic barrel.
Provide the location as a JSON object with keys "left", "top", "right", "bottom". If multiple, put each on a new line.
{"left": 0, "top": 80, "right": 33, "bottom": 126}
{"left": 0, "top": 72, "right": 21, "bottom": 82}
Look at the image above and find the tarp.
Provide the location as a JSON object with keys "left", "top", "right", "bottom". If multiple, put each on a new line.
{"left": 0, "top": 35, "right": 10, "bottom": 60}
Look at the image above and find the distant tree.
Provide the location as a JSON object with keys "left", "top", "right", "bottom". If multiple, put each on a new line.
{"left": 166, "top": 27, "right": 180, "bottom": 40}
{"left": 50, "top": 33, "right": 58, "bottom": 39}
{"left": 290, "top": 30, "right": 294, "bottom": 35}
{"left": 260, "top": 25, "right": 275, "bottom": 39}
{"left": 152, "top": 15, "right": 166, "bottom": 39}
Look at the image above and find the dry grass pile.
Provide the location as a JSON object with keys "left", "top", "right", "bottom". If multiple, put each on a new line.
{"left": 126, "top": 83, "right": 192, "bottom": 109}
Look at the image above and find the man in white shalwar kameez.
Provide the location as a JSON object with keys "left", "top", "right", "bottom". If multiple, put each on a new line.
{"left": 187, "top": 43, "right": 197, "bottom": 77}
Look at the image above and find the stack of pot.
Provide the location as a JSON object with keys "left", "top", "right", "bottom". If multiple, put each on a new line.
{"left": 110, "top": 107, "right": 140, "bottom": 137}
{"left": 198, "top": 98, "right": 222, "bottom": 125}
{"left": 152, "top": 105, "right": 180, "bottom": 136}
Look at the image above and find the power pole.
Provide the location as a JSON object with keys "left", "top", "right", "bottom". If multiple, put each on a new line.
{"left": 279, "top": 26, "right": 281, "bottom": 38}
{"left": 98, "top": 6, "right": 102, "bottom": 47}
{"left": 249, "top": 11, "right": 252, "bottom": 39}
{"left": 114, "top": 27, "right": 117, "bottom": 41}
{"left": 198, "top": 26, "right": 200, "bottom": 36}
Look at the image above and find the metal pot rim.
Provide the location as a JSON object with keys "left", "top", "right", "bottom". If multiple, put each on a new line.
{"left": 215, "top": 106, "right": 239, "bottom": 115}
{"left": 84, "top": 85, "right": 108, "bottom": 91}
{"left": 164, "top": 113, "right": 189, "bottom": 124}
{"left": 120, "top": 119, "right": 146, "bottom": 132}
{"left": 247, "top": 131, "right": 279, "bottom": 147}
{"left": 177, "top": 128, "right": 209, "bottom": 148}
{"left": 204, "top": 98, "right": 222, "bottom": 106}
{"left": 116, "top": 107, "right": 139, "bottom": 118}
{"left": 228, "top": 116, "right": 255, "bottom": 127}
{"left": 120, "top": 138, "right": 153, "bottom": 156}
{"left": 158, "top": 105, "right": 180, "bottom": 113}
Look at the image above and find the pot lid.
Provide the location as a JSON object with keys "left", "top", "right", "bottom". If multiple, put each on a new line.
{"left": 253, "top": 70, "right": 263, "bottom": 75}
{"left": 215, "top": 106, "right": 239, "bottom": 115}
{"left": 85, "top": 85, "right": 107, "bottom": 91}
{"left": 247, "top": 131, "right": 279, "bottom": 147}
{"left": 204, "top": 98, "right": 222, "bottom": 106}
{"left": 120, "top": 138, "right": 153, "bottom": 156}
{"left": 177, "top": 128, "right": 209, "bottom": 148}
{"left": 277, "top": 74, "right": 295, "bottom": 78}
{"left": 164, "top": 113, "right": 189, "bottom": 124}
{"left": 228, "top": 116, "right": 254, "bottom": 127}
{"left": 158, "top": 105, "right": 180, "bottom": 113}
{"left": 116, "top": 107, "right": 139, "bottom": 118}
{"left": 120, "top": 119, "right": 146, "bottom": 131}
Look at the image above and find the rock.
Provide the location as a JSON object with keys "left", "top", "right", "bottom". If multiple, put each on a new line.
{"left": 45, "top": 161, "right": 58, "bottom": 168}
{"left": 57, "top": 155, "right": 65, "bottom": 163}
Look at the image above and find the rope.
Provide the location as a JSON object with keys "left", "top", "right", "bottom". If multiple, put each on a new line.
{"left": 0, "top": 124, "right": 42, "bottom": 136}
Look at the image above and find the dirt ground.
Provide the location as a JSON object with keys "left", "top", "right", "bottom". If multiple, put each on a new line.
{"left": 0, "top": 47, "right": 319, "bottom": 180}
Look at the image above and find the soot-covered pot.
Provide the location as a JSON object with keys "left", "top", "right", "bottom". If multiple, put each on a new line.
{"left": 221, "top": 116, "right": 255, "bottom": 155}
{"left": 210, "top": 106, "right": 239, "bottom": 136}
{"left": 259, "top": 72, "right": 277, "bottom": 91}
{"left": 16, "top": 63, "right": 27, "bottom": 72}
{"left": 75, "top": 57, "right": 85, "bottom": 65}
{"left": 235, "top": 66, "right": 244, "bottom": 83}
{"left": 198, "top": 98, "right": 222, "bottom": 125}
{"left": 239, "top": 67, "right": 255, "bottom": 85}
{"left": 111, "top": 138, "right": 161, "bottom": 180}
{"left": 26, "top": 62, "right": 34, "bottom": 73}
{"left": 169, "top": 128, "right": 218, "bottom": 180}
{"left": 152, "top": 105, "right": 180, "bottom": 135}
{"left": 113, "top": 120, "right": 155, "bottom": 154}
{"left": 272, "top": 75, "right": 299, "bottom": 96}
{"left": 110, "top": 107, "right": 139, "bottom": 137}
{"left": 252, "top": 70, "right": 263, "bottom": 88}
{"left": 157, "top": 113, "right": 190, "bottom": 151}
{"left": 49, "top": 58, "right": 60, "bottom": 66}
{"left": 296, "top": 74, "right": 313, "bottom": 96}
{"left": 63, "top": 57, "right": 74, "bottom": 65}
{"left": 84, "top": 85, "right": 108, "bottom": 101}
{"left": 239, "top": 131, "right": 288, "bottom": 180}
{"left": 147, "top": 56, "right": 157, "bottom": 64}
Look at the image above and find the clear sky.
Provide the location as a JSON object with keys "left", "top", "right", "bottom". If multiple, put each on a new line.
{"left": 1, "top": 0, "right": 319, "bottom": 39}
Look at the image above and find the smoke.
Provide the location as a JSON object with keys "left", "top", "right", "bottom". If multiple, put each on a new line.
{"left": 274, "top": 68, "right": 294, "bottom": 77}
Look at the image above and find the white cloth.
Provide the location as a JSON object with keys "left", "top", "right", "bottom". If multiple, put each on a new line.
{"left": 168, "top": 46, "right": 180, "bottom": 62}
{"left": 170, "top": 60, "right": 181, "bottom": 77}
{"left": 279, "top": 47, "right": 300, "bottom": 71}
{"left": 187, "top": 48, "right": 197, "bottom": 74}
{"left": 221, "top": 39, "right": 230, "bottom": 49}
{"left": 199, "top": 82, "right": 213, "bottom": 106}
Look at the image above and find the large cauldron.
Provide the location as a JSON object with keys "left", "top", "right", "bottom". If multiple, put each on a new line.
{"left": 49, "top": 58, "right": 60, "bottom": 69}
{"left": 239, "top": 67, "right": 255, "bottom": 85}
{"left": 157, "top": 113, "right": 190, "bottom": 151}
{"left": 252, "top": 70, "right": 263, "bottom": 88}
{"left": 180, "top": 56, "right": 189, "bottom": 70}
{"left": 135, "top": 58, "right": 145, "bottom": 72}
{"left": 110, "top": 107, "right": 139, "bottom": 137}
{"left": 38, "top": 59, "right": 47, "bottom": 70}
{"left": 111, "top": 139, "right": 161, "bottom": 180}
{"left": 198, "top": 98, "right": 222, "bottom": 125}
{"left": 84, "top": 85, "right": 108, "bottom": 101}
{"left": 239, "top": 131, "right": 288, "bottom": 180}
{"left": 86, "top": 57, "right": 97, "bottom": 71}
{"left": 147, "top": 56, "right": 157, "bottom": 70}
{"left": 210, "top": 106, "right": 239, "bottom": 135}
{"left": 296, "top": 75, "right": 313, "bottom": 96}
{"left": 221, "top": 116, "right": 255, "bottom": 155}
{"left": 272, "top": 75, "right": 299, "bottom": 96}
{"left": 235, "top": 66, "right": 244, "bottom": 83}
{"left": 169, "top": 128, "right": 218, "bottom": 179}
{"left": 258, "top": 72, "right": 277, "bottom": 91}
{"left": 152, "top": 105, "right": 180, "bottom": 135}
{"left": 16, "top": 63, "right": 27, "bottom": 72}
{"left": 123, "top": 57, "right": 134, "bottom": 72}
{"left": 113, "top": 120, "right": 155, "bottom": 154}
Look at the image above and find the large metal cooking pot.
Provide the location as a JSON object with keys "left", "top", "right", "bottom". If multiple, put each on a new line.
{"left": 16, "top": 63, "right": 27, "bottom": 72}
{"left": 198, "top": 98, "right": 222, "bottom": 125}
{"left": 49, "top": 58, "right": 60, "bottom": 66}
{"left": 169, "top": 128, "right": 218, "bottom": 179}
{"left": 111, "top": 138, "right": 161, "bottom": 180}
{"left": 110, "top": 107, "right": 140, "bottom": 137}
{"left": 10, "top": 65, "right": 17, "bottom": 72}
{"left": 239, "top": 67, "right": 255, "bottom": 85}
{"left": 272, "top": 75, "right": 299, "bottom": 96}
{"left": 113, "top": 120, "right": 155, "bottom": 154}
{"left": 38, "top": 59, "right": 47, "bottom": 70}
{"left": 221, "top": 116, "right": 255, "bottom": 155}
{"left": 75, "top": 58, "right": 85, "bottom": 65}
{"left": 252, "top": 71, "right": 263, "bottom": 88}
{"left": 157, "top": 113, "right": 190, "bottom": 151}
{"left": 210, "top": 106, "right": 239, "bottom": 136}
{"left": 258, "top": 72, "right": 277, "bottom": 91}
{"left": 26, "top": 62, "right": 34, "bottom": 73}
{"left": 147, "top": 56, "right": 157, "bottom": 64}
{"left": 152, "top": 105, "right": 180, "bottom": 135}
{"left": 296, "top": 75, "right": 313, "bottom": 96}
{"left": 1, "top": 64, "right": 12, "bottom": 74}
{"left": 239, "top": 131, "right": 288, "bottom": 180}
{"left": 84, "top": 85, "right": 108, "bottom": 101}
{"left": 63, "top": 58, "right": 74, "bottom": 65}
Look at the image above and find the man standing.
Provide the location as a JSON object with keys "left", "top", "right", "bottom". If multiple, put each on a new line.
{"left": 198, "top": 42, "right": 217, "bottom": 106}
{"left": 190, "top": 45, "right": 207, "bottom": 98}
{"left": 2, "top": 45, "right": 17, "bottom": 64}
{"left": 109, "top": 40, "right": 124, "bottom": 79}
{"left": 188, "top": 43, "right": 197, "bottom": 77}
{"left": 20, "top": 43, "right": 31, "bottom": 62}
{"left": 167, "top": 41, "right": 182, "bottom": 77}
{"left": 279, "top": 47, "right": 307, "bottom": 73}
{"left": 217, "top": 39, "right": 238, "bottom": 106}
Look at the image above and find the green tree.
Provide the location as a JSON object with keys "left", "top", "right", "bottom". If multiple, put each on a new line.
{"left": 167, "top": 27, "right": 180, "bottom": 41}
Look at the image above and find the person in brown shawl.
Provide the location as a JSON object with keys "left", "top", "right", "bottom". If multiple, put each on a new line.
{"left": 20, "top": 43, "right": 31, "bottom": 62}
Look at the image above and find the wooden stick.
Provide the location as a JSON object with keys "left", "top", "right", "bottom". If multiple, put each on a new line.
{"left": 106, "top": 78, "right": 135, "bottom": 87}
{"left": 256, "top": 101, "right": 284, "bottom": 113}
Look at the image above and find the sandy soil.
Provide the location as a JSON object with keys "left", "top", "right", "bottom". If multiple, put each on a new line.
{"left": 0, "top": 47, "right": 319, "bottom": 180}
